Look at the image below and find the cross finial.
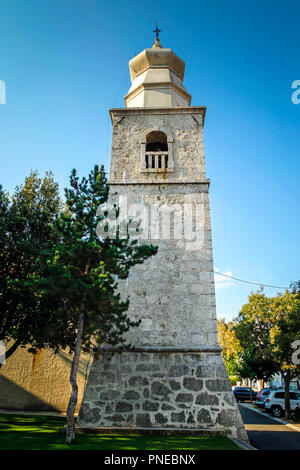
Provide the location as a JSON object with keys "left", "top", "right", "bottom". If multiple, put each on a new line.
{"left": 153, "top": 22, "right": 162, "bottom": 40}
{"left": 152, "top": 22, "right": 163, "bottom": 48}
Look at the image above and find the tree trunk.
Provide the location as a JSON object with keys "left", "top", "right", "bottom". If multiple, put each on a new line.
{"left": 259, "top": 379, "right": 264, "bottom": 390}
{"left": 5, "top": 338, "right": 22, "bottom": 360}
{"left": 0, "top": 338, "right": 22, "bottom": 370}
{"left": 66, "top": 313, "right": 84, "bottom": 444}
{"left": 283, "top": 370, "right": 291, "bottom": 420}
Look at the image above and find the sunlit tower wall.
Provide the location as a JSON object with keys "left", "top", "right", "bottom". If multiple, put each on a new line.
{"left": 79, "top": 36, "right": 248, "bottom": 441}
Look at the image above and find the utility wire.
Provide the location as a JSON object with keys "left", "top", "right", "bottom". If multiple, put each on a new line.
{"left": 214, "top": 271, "right": 289, "bottom": 290}
{"left": 111, "top": 71, "right": 129, "bottom": 108}
{"left": 104, "top": 71, "right": 129, "bottom": 176}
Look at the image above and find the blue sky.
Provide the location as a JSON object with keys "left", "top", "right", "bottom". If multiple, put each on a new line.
{"left": 0, "top": 0, "right": 299, "bottom": 320}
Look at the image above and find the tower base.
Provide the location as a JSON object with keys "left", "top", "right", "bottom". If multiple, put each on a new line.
{"left": 78, "top": 347, "right": 248, "bottom": 442}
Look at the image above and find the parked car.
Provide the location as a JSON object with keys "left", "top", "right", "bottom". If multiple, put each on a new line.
{"left": 233, "top": 387, "right": 257, "bottom": 402}
{"left": 255, "top": 388, "right": 273, "bottom": 408}
{"left": 292, "top": 403, "right": 300, "bottom": 422}
{"left": 264, "top": 389, "right": 300, "bottom": 417}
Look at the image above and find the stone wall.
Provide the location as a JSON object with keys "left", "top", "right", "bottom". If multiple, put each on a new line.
{"left": 78, "top": 349, "right": 248, "bottom": 441}
{"left": 105, "top": 107, "right": 217, "bottom": 348}
{"left": 0, "top": 345, "right": 89, "bottom": 412}
{"left": 109, "top": 107, "right": 207, "bottom": 183}
{"left": 79, "top": 105, "right": 248, "bottom": 442}
{"left": 106, "top": 182, "right": 217, "bottom": 347}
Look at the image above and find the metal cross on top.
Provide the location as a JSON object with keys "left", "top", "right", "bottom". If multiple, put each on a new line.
{"left": 153, "top": 22, "right": 162, "bottom": 40}
{"left": 152, "top": 22, "right": 163, "bottom": 48}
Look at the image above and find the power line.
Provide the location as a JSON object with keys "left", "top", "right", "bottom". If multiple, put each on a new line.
{"left": 214, "top": 271, "right": 289, "bottom": 290}
{"left": 111, "top": 71, "right": 129, "bottom": 108}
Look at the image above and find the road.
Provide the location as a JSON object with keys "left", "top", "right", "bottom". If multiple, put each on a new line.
{"left": 239, "top": 404, "right": 300, "bottom": 450}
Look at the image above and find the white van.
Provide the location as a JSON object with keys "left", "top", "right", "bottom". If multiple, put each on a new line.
{"left": 264, "top": 389, "right": 300, "bottom": 417}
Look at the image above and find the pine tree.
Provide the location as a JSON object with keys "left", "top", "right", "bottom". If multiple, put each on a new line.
{"left": 31, "top": 165, "right": 157, "bottom": 443}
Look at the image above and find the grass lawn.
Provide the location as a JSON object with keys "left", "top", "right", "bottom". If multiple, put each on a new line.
{"left": 0, "top": 414, "right": 240, "bottom": 450}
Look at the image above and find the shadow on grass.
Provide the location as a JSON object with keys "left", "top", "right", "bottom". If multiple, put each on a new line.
{"left": 0, "top": 414, "right": 240, "bottom": 450}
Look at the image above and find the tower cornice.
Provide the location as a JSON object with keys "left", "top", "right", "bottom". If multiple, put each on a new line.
{"left": 107, "top": 180, "right": 210, "bottom": 186}
{"left": 109, "top": 106, "right": 206, "bottom": 125}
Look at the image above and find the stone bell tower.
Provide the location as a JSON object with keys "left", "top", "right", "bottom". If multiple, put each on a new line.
{"left": 79, "top": 33, "right": 248, "bottom": 441}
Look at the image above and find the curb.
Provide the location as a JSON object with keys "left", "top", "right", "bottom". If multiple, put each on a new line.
{"left": 228, "top": 437, "right": 257, "bottom": 450}
{"left": 0, "top": 409, "right": 67, "bottom": 418}
{"left": 239, "top": 403, "right": 300, "bottom": 433}
{"left": 75, "top": 426, "right": 226, "bottom": 437}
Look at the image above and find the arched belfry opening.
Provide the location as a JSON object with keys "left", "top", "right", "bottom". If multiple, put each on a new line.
{"left": 145, "top": 131, "right": 168, "bottom": 170}
{"left": 141, "top": 130, "right": 174, "bottom": 172}
{"left": 146, "top": 131, "right": 168, "bottom": 152}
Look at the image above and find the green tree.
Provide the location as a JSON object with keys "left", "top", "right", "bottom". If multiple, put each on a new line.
{"left": 217, "top": 319, "right": 241, "bottom": 384}
{"left": 30, "top": 165, "right": 158, "bottom": 444}
{"left": 235, "top": 287, "right": 300, "bottom": 418}
{"left": 234, "top": 290, "right": 278, "bottom": 385}
{"left": 269, "top": 290, "right": 300, "bottom": 418}
{"left": 0, "top": 171, "right": 62, "bottom": 364}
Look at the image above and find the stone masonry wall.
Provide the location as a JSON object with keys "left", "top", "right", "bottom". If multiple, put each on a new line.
{"left": 79, "top": 107, "right": 248, "bottom": 441}
{"left": 78, "top": 350, "right": 248, "bottom": 441}
{"left": 109, "top": 108, "right": 206, "bottom": 183}
{"left": 107, "top": 182, "right": 217, "bottom": 347}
